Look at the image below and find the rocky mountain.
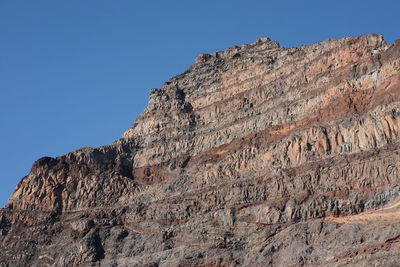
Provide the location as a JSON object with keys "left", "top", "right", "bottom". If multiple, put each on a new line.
{"left": 1, "top": 34, "right": 400, "bottom": 266}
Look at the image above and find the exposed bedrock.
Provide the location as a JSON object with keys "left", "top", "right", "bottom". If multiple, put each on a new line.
{"left": 1, "top": 34, "right": 400, "bottom": 266}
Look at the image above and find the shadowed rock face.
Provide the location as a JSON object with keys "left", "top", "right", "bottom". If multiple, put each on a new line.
{"left": 1, "top": 34, "right": 400, "bottom": 266}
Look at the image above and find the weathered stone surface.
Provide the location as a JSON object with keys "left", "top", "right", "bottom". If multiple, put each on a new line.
{"left": 1, "top": 34, "right": 400, "bottom": 266}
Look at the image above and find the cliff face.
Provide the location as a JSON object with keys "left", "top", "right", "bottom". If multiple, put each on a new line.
{"left": 1, "top": 34, "right": 400, "bottom": 266}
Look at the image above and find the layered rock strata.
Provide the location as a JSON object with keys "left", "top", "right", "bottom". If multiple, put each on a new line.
{"left": 1, "top": 34, "right": 400, "bottom": 266}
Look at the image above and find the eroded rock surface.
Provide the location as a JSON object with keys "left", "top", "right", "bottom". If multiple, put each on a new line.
{"left": 1, "top": 34, "right": 400, "bottom": 266}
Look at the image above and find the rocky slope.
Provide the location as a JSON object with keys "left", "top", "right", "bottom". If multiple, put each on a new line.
{"left": 1, "top": 34, "right": 400, "bottom": 266}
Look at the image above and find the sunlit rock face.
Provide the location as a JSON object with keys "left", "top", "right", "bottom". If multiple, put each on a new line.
{"left": 1, "top": 34, "right": 400, "bottom": 267}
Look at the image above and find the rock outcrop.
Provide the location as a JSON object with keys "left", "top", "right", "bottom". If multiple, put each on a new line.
{"left": 1, "top": 34, "right": 400, "bottom": 266}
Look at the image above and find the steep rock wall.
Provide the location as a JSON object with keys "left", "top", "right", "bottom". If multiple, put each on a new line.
{"left": 1, "top": 34, "right": 400, "bottom": 266}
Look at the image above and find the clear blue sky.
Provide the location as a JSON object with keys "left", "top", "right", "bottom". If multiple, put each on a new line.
{"left": 1, "top": 0, "right": 399, "bottom": 207}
